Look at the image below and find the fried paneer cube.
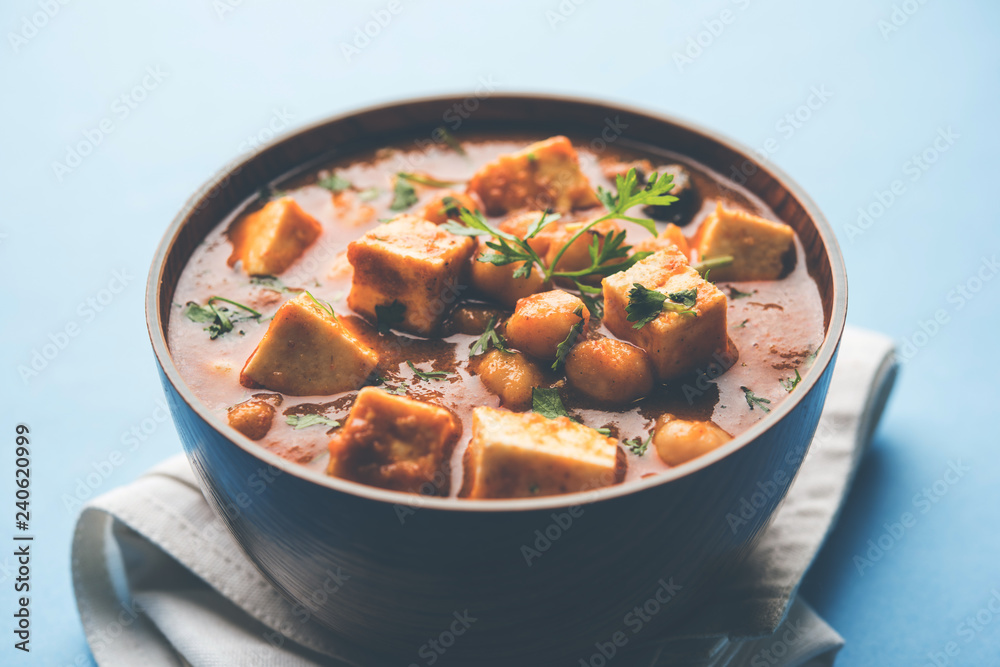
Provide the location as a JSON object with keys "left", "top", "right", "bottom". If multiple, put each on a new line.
{"left": 632, "top": 223, "right": 691, "bottom": 259}
{"left": 228, "top": 197, "right": 323, "bottom": 276}
{"left": 227, "top": 393, "right": 283, "bottom": 441}
{"left": 327, "top": 387, "right": 461, "bottom": 495}
{"left": 504, "top": 290, "right": 589, "bottom": 361}
{"left": 347, "top": 216, "right": 475, "bottom": 335}
{"left": 694, "top": 204, "right": 795, "bottom": 281}
{"left": 464, "top": 407, "right": 619, "bottom": 499}
{"left": 240, "top": 293, "right": 378, "bottom": 396}
{"left": 652, "top": 414, "right": 732, "bottom": 466}
{"left": 467, "top": 136, "right": 601, "bottom": 215}
{"left": 603, "top": 248, "right": 728, "bottom": 381}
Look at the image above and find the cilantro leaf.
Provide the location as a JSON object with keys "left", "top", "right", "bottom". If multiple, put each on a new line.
{"left": 625, "top": 284, "right": 698, "bottom": 329}
{"left": 551, "top": 306, "right": 585, "bottom": 371}
{"left": 358, "top": 187, "right": 380, "bottom": 201}
{"left": 727, "top": 286, "right": 755, "bottom": 299}
{"left": 184, "top": 297, "right": 262, "bottom": 340}
{"left": 397, "top": 172, "right": 462, "bottom": 188}
{"left": 667, "top": 288, "right": 698, "bottom": 309}
{"left": 286, "top": 414, "right": 340, "bottom": 430}
{"left": 406, "top": 360, "right": 452, "bottom": 381}
{"left": 436, "top": 126, "right": 466, "bottom": 155}
{"left": 741, "top": 386, "right": 772, "bottom": 413}
{"left": 251, "top": 275, "right": 293, "bottom": 293}
{"left": 532, "top": 388, "right": 570, "bottom": 419}
{"left": 390, "top": 176, "right": 419, "bottom": 211}
{"left": 780, "top": 369, "right": 802, "bottom": 392}
{"left": 317, "top": 173, "right": 352, "bottom": 192}
{"left": 375, "top": 300, "right": 406, "bottom": 334}
{"left": 469, "top": 315, "right": 511, "bottom": 356}
{"left": 692, "top": 255, "right": 734, "bottom": 278}
{"left": 625, "top": 433, "right": 651, "bottom": 456}
{"left": 574, "top": 280, "right": 604, "bottom": 320}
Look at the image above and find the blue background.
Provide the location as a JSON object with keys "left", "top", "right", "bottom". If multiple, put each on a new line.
{"left": 2, "top": 1, "right": 998, "bottom": 664}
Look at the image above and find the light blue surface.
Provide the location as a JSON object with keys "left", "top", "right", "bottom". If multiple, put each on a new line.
{"left": 2, "top": 1, "right": 997, "bottom": 664}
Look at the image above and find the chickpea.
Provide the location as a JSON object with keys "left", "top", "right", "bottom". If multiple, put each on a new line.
{"left": 652, "top": 414, "right": 731, "bottom": 466}
{"left": 564, "top": 338, "right": 654, "bottom": 404}
{"left": 504, "top": 290, "right": 589, "bottom": 361}
{"left": 475, "top": 349, "right": 546, "bottom": 410}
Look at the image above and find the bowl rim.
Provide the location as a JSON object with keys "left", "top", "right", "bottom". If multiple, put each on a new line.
{"left": 146, "top": 92, "right": 848, "bottom": 513}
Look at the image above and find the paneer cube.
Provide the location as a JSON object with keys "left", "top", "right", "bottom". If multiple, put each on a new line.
{"left": 240, "top": 293, "right": 378, "bottom": 396}
{"left": 652, "top": 414, "right": 732, "bottom": 466}
{"left": 228, "top": 197, "right": 323, "bottom": 276}
{"left": 504, "top": 290, "right": 589, "bottom": 361}
{"left": 464, "top": 407, "right": 619, "bottom": 499}
{"left": 420, "top": 191, "right": 480, "bottom": 224}
{"left": 227, "top": 393, "right": 282, "bottom": 441}
{"left": 632, "top": 223, "right": 691, "bottom": 259}
{"left": 467, "top": 136, "right": 601, "bottom": 215}
{"left": 328, "top": 387, "right": 461, "bottom": 495}
{"left": 694, "top": 204, "right": 795, "bottom": 281}
{"left": 603, "top": 248, "right": 728, "bottom": 381}
{"left": 347, "top": 216, "right": 475, "bottom": 335}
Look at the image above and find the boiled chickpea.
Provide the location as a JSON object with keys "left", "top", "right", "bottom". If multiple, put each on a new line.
{"left": 564, "top": 338, "right": 654, "bottom": 405}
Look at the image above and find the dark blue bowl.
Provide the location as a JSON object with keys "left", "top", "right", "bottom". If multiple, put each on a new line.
{"left": 146, "top": 94, "right": 846, "bottom": 666}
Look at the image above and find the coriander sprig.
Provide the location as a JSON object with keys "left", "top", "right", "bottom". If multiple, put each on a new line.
{"left": 468, "top": 315, "right": 511, "bottom": 356}
{"left": 443, "top": 167, "right": 674, "bottom": 285}
{"left": 625, "top": 284, "right": 697, "bottom": 329}
{"left": 551, "top": 306, "right": 585, "bottom": 371}
{"left": 406, "top": 360, "right": 453, "bottom": 381}
{"left": 184, "top": 297, "right": 262, "bottom": 340}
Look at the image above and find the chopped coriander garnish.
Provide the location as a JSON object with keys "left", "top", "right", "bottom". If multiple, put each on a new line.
{"left": 375, "top": 300, "right": 406, "bottom": 334}
{"left": 184, "top": 297, "right": 262, "bottom": 340}
{"left": 444, "top": 166, "right": 669, "bottom": 284}
{"left": 667, "top": 288, "right": 697, "bottom": 309}
{"left": 741, "top": 386, "right": 772, "bottom": 413}
{"left": 439, "top": 195, "right": 462, "bottom": 218}
{"left": 317, "top": 173, "right": 352, "bottom": 192}
{"left": 551, "top": 306, "right": 585, "bottom": 371}
{"left": 624, "top": 433, "right": 651, "bottom": 456}
{"left": 528, "top": 482, "right": 540, "bottom": 494}
{"left": 594, "top": 427, "right": 612, "bottom": 436}
{"left": 358, "top": 187, "right": 380, "bottom": 201}
{"left": 250, "top": 275, "right": 294, "bottom": 293}
{"left": 780, "top": 369, "right": 802, "bottom": 392}
{"left": 468, "top": 315, "right": 511, "bottom": 356}
{"left": 625, "top": 284, "right": 696, "bottom": 329}
{"left": 727, "top": 286, "right": 755, "bottom": 299}
{"left": 692, "top": 255, "right": 734, "bottom": 278}
{"left": 383, "top": 383, "right": 408, "bottom": 396}
{"left": 406, "top": 360, "right": 452, "bottom": 381}
{"left": 436, "top": 126, "right": 466, "bottom": 155}
{"left": 285, "top": 414, "right": 340, "bottom": 430}
{"left": 396, "top": 172, "right": 462, "bottom": 189}
{"left": 574, "top": 280, "right": 604, "bottom": 320}
{"left": 303, "top": 290, "right": 339, "bottom": 322}
{"left": 532, "top": 387, "right": 570, "bottom": 419}
{"left": 389, "top": 177, "right": 419, "bottom": 211}
{"left": 734, "top": 319, "right": 749, "bottom": 328}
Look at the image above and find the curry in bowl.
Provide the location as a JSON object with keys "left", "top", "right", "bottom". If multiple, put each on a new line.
{"left": 167, "top": 134, "right": 823, "bottom": 500}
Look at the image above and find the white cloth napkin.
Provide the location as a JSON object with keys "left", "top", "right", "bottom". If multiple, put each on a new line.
{"left": 71, "top": 326, "right": 897, "bottom": 667}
